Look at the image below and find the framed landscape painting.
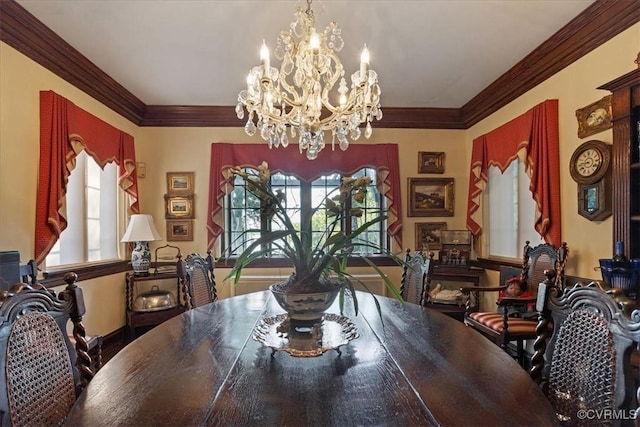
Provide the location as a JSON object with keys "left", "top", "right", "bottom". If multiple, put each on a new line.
{"left": 166, "top": 172, "right": 194, "bottom": 195}
{"left": 415, "top": 222, "right": 447, "bottom": 251}
{"left": 408, "top": 178, "right": 454, "bottom": 217}
{"left": 165, "top": 194, "right": 194, "bottom": 219}
{"left": 166, "top": 220, "right": 193, "bottom": 241}
{"left": 418, "top": 152, "right": 445, "bottom": 174}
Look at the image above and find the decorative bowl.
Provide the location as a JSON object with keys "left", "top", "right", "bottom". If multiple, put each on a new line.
{"left": 269, "top": 282, "right": 340, "bottom": 324}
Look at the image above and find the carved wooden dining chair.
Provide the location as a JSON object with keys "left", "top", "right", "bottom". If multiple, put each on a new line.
{"left": 400, "top": 249, "right": 433, "bottom": 305}
{"left": 17, "top": 260, "right": 103, "bottom": 371}
{"left": 180, "top": 251, "right": 217, "bottom": 310}
{"left": 0, "top": 272, "right": 93, "bottom": 426}
{"left": 461, "top": 241, "right": 568, "bottom": 365}
{"left": 531, "top": 274, "right": 640, "bottom": 425}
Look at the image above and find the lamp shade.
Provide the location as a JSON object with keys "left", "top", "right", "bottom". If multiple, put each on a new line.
{"left": 121, "top": 214, "right": 161, "bottom": 243}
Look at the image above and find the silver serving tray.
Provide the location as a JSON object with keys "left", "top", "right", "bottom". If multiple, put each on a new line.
{"left": 253, "top": 313, "right": 359, "bottom": 357}
{"left": 131, "top": 303, "right": 178, "bottom": 313}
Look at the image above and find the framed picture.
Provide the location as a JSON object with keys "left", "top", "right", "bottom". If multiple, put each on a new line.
{"left": 575, "top": 95, "right": 612, "bottom": 139}
{"left": 165, "top": 194, "right": 194, "bottom": 219}
{"left": 418, "top": 152, "right": 445, "bottom": 174}
{"left": 415, "top": 222, "right": 447, "bottom": 251}
{"left": 166, "top": 220, "right": 193, "bottom": 241}
{"left": 408, "top": 177, "right": 454, "bottom": 217}
{"left": 166, "top": 172, "right": 194, "bottom": 195}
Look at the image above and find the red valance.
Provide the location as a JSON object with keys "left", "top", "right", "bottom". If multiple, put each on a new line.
{"left": 466, "top": 99, "right": 561, "bottom": 246}
{"left": 35, "top": 91, "right": 139, "bottom": 263}
{"left": 207, "top": 143, "right": 402, "bottom": 252}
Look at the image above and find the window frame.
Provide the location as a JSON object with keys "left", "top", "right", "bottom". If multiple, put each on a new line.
{"left": 222, "top": 168, "right": 390, "bottom": 262}
{"left": 481, "top": 157, "right": 541, "bottom": 262}
{"left": 41, "top": 151, "right": 131, "bottom": 286}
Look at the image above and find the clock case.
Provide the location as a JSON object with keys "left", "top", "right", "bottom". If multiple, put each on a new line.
{"left": 569, "top": 139, "right": 611, "bottom": 184}
{"left": 569, "top": 140, "right": 612, "bottom": 221}
{"left": 577, "top": 178, "right": 612, "bottom": 221}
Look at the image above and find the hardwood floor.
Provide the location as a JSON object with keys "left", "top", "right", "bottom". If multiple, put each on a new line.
{"left": 101, "top": 335, "right": 127, "bottom": 365}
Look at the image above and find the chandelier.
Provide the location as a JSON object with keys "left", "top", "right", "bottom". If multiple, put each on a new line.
{"left": 235, "top": 0, "right": 382, "bottom": 160}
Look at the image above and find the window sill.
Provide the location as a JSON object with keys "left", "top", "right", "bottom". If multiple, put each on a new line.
{"left": 40, "top": 260, "right": 130, "bottom": 288}
{"left": 215, "top": 256, "right": 400, "bottom": 270}
{"left": 475, "top": 257, "right": 521, "bottom": 272}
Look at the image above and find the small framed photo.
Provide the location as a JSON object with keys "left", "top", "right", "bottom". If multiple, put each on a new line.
{"left": 165, "top": 194, "right": 194, "bottom": 219}
{"left": 418, "top": 152, "right": 445, "bottom": 174}
{"left": 166, "top": 172, "right": 194, "bottom": 195}
{"left": 408, "top": 177, "right": 455, "bottom": 217}
{"left": 415, "top": 222, "right": 447, "bottom": 251}
{"left": 575, "top": 95, "right": 612, "bottom": 139}
{"left": 166, "top": 220, "right": 193, "bottom": 241}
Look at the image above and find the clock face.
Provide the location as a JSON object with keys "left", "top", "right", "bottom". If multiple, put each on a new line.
{"left": 575, "top": 148, "right": 602, "bottom": 177}
{"left": 569, "top": 140, "right": 610, "bottom": 185}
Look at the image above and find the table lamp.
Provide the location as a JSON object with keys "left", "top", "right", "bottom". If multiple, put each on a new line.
{"left": 121, "top": 214, "right": 161, "bottom": 276}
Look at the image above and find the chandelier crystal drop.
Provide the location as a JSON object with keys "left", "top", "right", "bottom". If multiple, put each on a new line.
{"left": 236, "top": 0, "right": 382, "bottom": 160}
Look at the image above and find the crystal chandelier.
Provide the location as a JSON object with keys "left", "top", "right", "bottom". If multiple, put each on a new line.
{"left": 235, "top": 0, "right": 382, "bottom": 160}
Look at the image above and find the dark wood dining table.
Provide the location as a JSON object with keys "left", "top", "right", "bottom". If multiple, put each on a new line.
{"left": 65, "top": 290, "right": 558, "bottom": 426}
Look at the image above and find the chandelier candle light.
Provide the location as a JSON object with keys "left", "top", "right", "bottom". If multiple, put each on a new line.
{"left": 236, "top": 0, "right": 382, "bottom": 160}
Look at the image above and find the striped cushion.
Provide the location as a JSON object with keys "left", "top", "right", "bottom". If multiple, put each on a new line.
{"left": 469, "top": 312, "right": 537, "bottom": 335}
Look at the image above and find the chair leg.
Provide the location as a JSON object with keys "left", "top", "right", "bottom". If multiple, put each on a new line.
{"left": 517, "top": 340, "right": 524, "bottom": 366}
{"left": 94, "top": 335, "right": 103, "bottom": 371}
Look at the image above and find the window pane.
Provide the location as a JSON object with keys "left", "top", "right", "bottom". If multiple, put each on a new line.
{"left": 225, "top": 167, "right": 387, "bottom": 257}
{"left": 45, "top": 150, "right": 120, "bottom": 268}
{"left": 487, "top": 159, "right": 539, "bottom": 259}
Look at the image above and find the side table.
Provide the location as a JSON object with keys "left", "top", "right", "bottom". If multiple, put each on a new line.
{"left": 125, "top": 271, "right": 185, "bottom": 339}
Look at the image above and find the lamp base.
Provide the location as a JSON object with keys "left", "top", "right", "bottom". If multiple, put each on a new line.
{"left": 131, "top": 241, "right": 151, "bottom": 275}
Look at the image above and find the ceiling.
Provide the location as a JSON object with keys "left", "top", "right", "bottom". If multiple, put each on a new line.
{"left": 14, "top": 0, "right": 596, "bottom": 111}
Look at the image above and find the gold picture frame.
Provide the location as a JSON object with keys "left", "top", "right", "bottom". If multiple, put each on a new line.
{"left": 165, "top": 194, "right": 194, "bottom": 219}
{"left": 418, "top": 152, "right": 445, "bottom": 174}
{"left": 575, "top": 95, "right": 612, "bottom": 139}
{"left": 166, "top": 172, "right": 194, "bottom": 195}
{"left": 408, "top": 177, "right": 455, "bottom": 217}
{"left": 166, "top": 220, "right": 193, "bottom": 241}
{"left": 415, "top": 222, "right": 447, "bottom": 251}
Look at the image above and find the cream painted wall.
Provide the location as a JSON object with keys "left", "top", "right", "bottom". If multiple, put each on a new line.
{"left": 1, "top": 23, "right": 638, "bottom": 334}
{"left": 468, "top": 23, "right": 640, "bottom": 278}
{"left": 469, "top": 23, "right": 640, "bottom": 311}
{"left": 0, "top": 43, "right": 139, "bottom": 335}
{"left": 135, "top": 127, "right": 466, "bottom": 299}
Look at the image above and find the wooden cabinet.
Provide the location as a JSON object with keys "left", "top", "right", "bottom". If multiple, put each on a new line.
{"left": 125, "top": 272, "right": 184, "bottom": 338}
{"left": 428, "top": 266, "right": 484, "bottom": 320}
{"left": 599, "top": 66, "right": 640, "bottom": 260}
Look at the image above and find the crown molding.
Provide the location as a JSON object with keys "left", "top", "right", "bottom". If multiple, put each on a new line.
{"left": 141, "top": 105, "right": 466, "bottom": 128}
{"left": 461, "top": 0, "right": 640, "bottom": 127}
{"left": 1, "top": 0, "right": 638, "bottom": 129}
{"left": 0, "top": 0, "right": 146, "bottom": 124}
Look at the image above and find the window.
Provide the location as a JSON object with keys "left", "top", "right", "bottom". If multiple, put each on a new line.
{"left": 224, "top": 168, "right": 386, "bottom": 256}
{"left": 484, "top": 159, "right": 540, "bottom": 259}
{"left": 45, "top": 150, "right": 120, "bottom": 268}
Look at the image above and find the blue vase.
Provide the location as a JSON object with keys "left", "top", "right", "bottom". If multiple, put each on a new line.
{"left": 131, "top": 241, "right": 151, "bottom": 275}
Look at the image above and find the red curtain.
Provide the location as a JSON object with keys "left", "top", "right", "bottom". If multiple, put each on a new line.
{"left": 35, "top": 91, "right": 139, "bottom": 263}
{"left": 207, "top": 143, "right": 402, "bottom": 252}
{"left": 466, "top": 99, "right": 561, "bottom": 246}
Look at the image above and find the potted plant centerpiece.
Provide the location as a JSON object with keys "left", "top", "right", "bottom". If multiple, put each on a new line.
{"left": 224, "top": 162, "right": 404, "bottom": 328}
